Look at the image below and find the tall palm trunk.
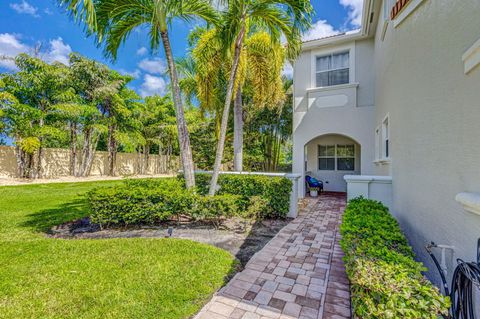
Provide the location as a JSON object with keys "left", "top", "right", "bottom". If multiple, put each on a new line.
{"left": 78, "top": 128, "right": 91, "bottom": 177}
{"left": 144, "top": 145, "right": 150, "bottom": 173}
{"left": 233, "top": 86, "right": 243, "bottom": 172}
{"left": 35, "top": 115, "right": 44, "bottom": 179}
{"left": 160, "top": 30, "right": 195, "bottom": 189}
{"left": 69, "top": 122, "right": 77, "bottom": 176}
{"left": 107, "top": 123, "right": 117, "bottom": 176}
{"left": 209, "top": 24, "right": 246, "bottom": 195}
{"left": 15, "top": 142, "right": 25, "bottom": 178}
{"left": 84, "top": 132, "right": 100, "bottom": 176}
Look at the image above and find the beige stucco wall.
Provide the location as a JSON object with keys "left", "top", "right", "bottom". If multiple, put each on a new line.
{"left": 305, "top": 134, "right": 361, "bottom": 192}
{"left": 292, "top": 38, "right": 376, "bottom": 196}
{"left": 0, "top": 146, "right": 179, "bottom": 178}
{"left": 373, "top": 0, "right": 480, "bottom": 285}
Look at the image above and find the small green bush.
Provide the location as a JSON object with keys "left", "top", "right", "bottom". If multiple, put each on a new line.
{"left": 87, "top": 184, "right": 243, "bottom": 227}
{"left": 87, "top": 178, "right": 194, "bottom": 226}
{"left": 190, "top": 194, "right": 240, "bottom": 222}
{"left": 181, "top": 173, "right": 292, "bottom": 218}
{"left": 340, "top": 198, "right": 450, "bottom": 318}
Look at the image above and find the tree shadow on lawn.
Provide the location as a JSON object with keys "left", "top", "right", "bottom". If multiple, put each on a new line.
{"left": 20, "top": 199, "right": 89, "bottom": 233}
{"left": 20, "top": 197, "right": 290, "bottom": 272}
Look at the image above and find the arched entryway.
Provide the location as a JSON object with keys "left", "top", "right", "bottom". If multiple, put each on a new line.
{"left": 304, "top": 133, "right": 361, "bottom": 193}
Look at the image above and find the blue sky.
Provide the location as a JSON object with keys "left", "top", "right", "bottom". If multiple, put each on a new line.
{"left": 0, "top": 0, "right": 363, "bottom": 97}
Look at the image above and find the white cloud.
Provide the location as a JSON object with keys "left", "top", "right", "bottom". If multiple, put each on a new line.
{"left": 139, "top": 74, "right": 167, "bottom": 97}
{"left": 119, "top": 68, "right": 141, "bottom": 79}
{"left": 0, "top": 34, "right": 72, "bottom": 70}
{"left": 44, "top": 8, "right": 53, "bottom": 15}
{"left": 302, "top": 20, "right": 339, "bottom": 42}
{"left": 0, "top": 33, "right": 30, "bottom": 70}
{"left": 138, "top": 57, "right": 166, "bottom": 74}
{"left": 43, "top": 38, "right": 72, "bottom": 65}
{"left": 136, "top": 47, "right": 148, "bottom": 56}
{"left": 339, "top": 0, "right": 364, "bottom": 27}
{"left": 10, "top": 1, "right": 39, "bottom": 17}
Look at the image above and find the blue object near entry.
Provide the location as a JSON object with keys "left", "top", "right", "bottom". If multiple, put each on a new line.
{"left": 305, "top": 175, "right": 323, "bottom": 191}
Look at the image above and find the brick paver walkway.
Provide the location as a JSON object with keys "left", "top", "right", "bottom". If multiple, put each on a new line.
{"left": 195, "top": 193, "right": 351, "bottom": 319}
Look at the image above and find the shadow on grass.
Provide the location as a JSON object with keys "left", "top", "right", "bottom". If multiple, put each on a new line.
{"left": 20, "top": 199, "right": 89, "bottom": 233}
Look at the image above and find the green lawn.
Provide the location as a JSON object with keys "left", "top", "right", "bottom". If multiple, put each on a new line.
{"left": 0, "top": 180, "right": 236, "bottom": 319}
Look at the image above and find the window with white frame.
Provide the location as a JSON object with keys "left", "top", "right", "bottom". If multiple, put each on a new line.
{"left": 318, "top": 144, "right": 355, "bottom": 171}
{"left": 375, "top": 127, "right": 381, "bottom": 160}
{"left": 315, "top": 51, "right": 350, "bottom": 87}
{"left": 318, "top": 145, "right": 335, "bottom": 170}
{"left": 337, "top": 144, "right": 355, "bottom": 170}
{"left": 382, "top": 116, "right": 390, "bottom": 159}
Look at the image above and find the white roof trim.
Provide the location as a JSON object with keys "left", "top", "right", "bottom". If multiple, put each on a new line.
{"left": 302, "top": 32, "right": 363, "bottom": 50}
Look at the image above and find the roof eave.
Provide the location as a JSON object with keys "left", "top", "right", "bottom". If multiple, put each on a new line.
{"left": 301, "top": 0, "right": 378, "bottom": 51}
{"left": 301, "top": 32, "right": 365, "bottom": 51}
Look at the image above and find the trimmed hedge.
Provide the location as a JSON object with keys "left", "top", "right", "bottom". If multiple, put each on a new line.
{"left": 340, "top": 198, "right": 450, "bottom": 319}
{"left": 183, "top": 173, "right": 292, "bottom": 218}
{"left": 87, "top": 175, "right": 292, "bottom": 227}
{"left": 87, "top": 178, "right": 242, "bottom": 226}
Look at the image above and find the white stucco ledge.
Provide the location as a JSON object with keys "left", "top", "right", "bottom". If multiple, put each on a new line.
{"left": 343, "top": 175, "right": 392, "bottom": 183}
{"left": 306, "top": 82, "right": 359, "bottom": 94}
{"left": 455, "top": 192, "right": 480, "bottom": 216}
{"left": 373, "top": 158, "right": 391, "bottom": 165}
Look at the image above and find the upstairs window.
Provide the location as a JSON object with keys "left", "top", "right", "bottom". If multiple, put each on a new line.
{"left": 315, "top": 51, "right": 350, "bottom": 87}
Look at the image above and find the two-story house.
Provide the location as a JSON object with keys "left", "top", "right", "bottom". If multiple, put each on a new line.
{"left": 293, "top": 0, "right": 480, "bottom": 287}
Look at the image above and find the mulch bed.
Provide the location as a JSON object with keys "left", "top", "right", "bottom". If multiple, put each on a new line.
{"left": 49, "top": 217, "right": 291, "bottom": 267}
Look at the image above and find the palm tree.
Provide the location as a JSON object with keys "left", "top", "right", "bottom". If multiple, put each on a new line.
{"left": 206, "top": 0, "right": 313, "bottom": 195}
{"left": 193, "top": 29, "right": 287, "bottom": 171}
{"left": 59, "top": 1, "right": 97, "bottom": 30}
{"left": 60, "top": 0, "right": 219, "bottom": 189}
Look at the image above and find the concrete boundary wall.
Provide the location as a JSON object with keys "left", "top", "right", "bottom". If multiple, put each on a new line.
{"left": 0, "top": 146, "right": 179, "bottom": 178}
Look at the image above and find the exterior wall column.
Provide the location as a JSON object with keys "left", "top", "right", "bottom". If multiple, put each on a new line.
{"left": 292, "top": 134, "right": 306, "bottom": 198}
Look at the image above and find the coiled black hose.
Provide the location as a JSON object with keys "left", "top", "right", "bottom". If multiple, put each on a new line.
{"left": 427, "top": 239, "right": 480, "bottom": 319}
{"left": 451, "top": 260, "right": 480, "bottom": 318}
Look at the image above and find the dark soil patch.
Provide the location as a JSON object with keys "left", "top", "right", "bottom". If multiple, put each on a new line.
{"left": 49, "top": 217, "right": 291, "bottom": 266}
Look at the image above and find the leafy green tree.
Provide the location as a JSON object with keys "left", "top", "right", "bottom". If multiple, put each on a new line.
{"left": 0, "top": 54, "right": 70, "bottom": 178}
{"left": 105, "top": 85, "right": 144, "bottom": 176}
{"left": 66, "top": 53, "right": 129, "bottom": 177}
{"left": 137, "top": 95, "right": 178, "bottom": 174}
{"left": 243, "top": 77, "right": 293, "bottom": 172}
{"left": 92, "top": 72, "right": 141, "bottom": 177}
{"left": 206, "top": 0, "right": 313, "bottom": 195}
{"left": 62, "top": 0, "right": 220, "bottom": 189}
